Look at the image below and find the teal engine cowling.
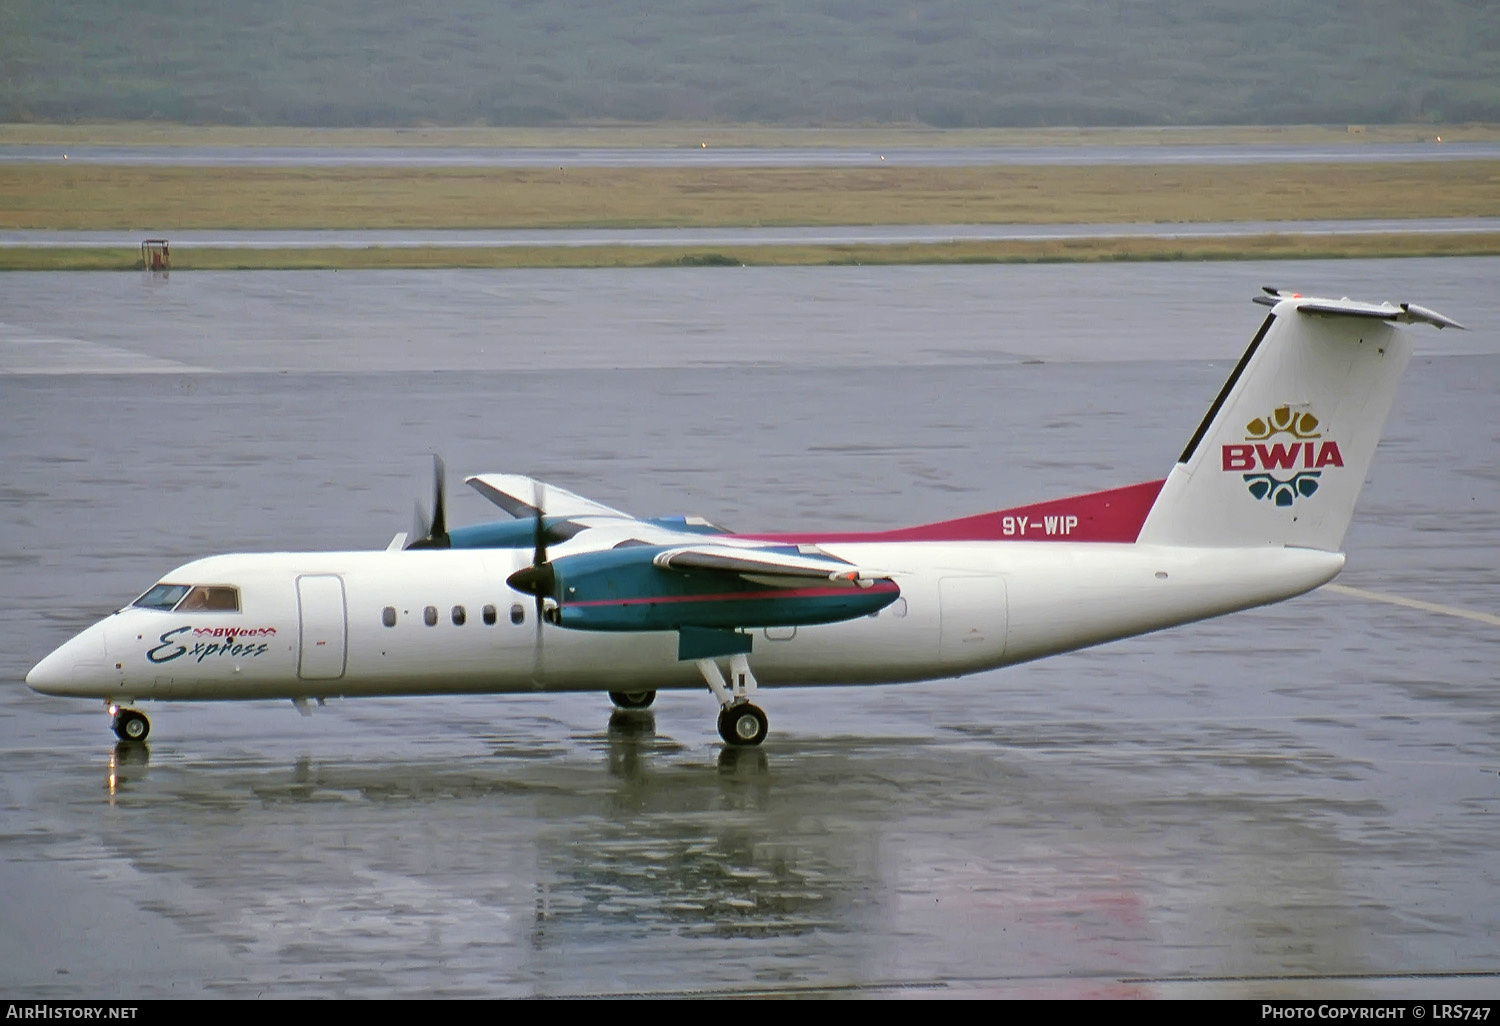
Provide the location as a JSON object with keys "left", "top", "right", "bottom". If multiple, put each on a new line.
{"left": 520, "top": 546, "right": 899, "bottom": 633}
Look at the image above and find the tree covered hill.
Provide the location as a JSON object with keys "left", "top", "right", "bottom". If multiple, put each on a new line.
{"left": 5, "top": 0, "right": 1498, "bottom": 127}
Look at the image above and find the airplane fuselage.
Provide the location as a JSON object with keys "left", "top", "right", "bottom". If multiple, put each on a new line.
{"left": 28, "top": 542, "right": 1343, "bottom": 704}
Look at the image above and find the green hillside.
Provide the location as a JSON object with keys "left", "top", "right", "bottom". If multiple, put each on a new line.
{"left": 4, "top": 0, "right": 1499, "bottom": 127}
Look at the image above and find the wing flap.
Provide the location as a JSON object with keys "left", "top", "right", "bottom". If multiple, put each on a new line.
{"left": 653, "top": 545, "right": 889, "bottom": 584}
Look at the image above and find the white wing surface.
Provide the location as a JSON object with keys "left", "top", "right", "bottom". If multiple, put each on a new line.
{"left": 466, "top": 474, "right": 634, "bottom": 520}
{"left": 652, "top": 545, "right": 888, "bottom": 584}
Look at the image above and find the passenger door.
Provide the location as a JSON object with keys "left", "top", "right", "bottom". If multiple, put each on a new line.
{"left": 296, "top": 574, "right": 347, "bottom": 680}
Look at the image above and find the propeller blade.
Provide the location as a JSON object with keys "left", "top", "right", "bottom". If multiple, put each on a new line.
{"left": 430, "top": 454, "right": 447, "bottom": 542}
{"left": 532, "top": 481, "right": 547, "bottom": 623}
{"left": 405, "top": 454, "right": 451, "bottom": 549}
{"left": 531, "top": 482, "right": 545, "bottom": 565}
{"left": 504, "top": 480, "right": 557, "bottom": 611}
{"left": 531, "top": 479, "right": 548, "bottom": 679}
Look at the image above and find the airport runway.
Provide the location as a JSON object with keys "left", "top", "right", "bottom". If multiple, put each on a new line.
{"left": 2, "top": 261, "right": 1498, "bottom": 998}
{"left": 8, "top": 219, "right": 1500, "bottom": 250}
{"left": 4, "top": 141, "right": 1497, "bottom": 167}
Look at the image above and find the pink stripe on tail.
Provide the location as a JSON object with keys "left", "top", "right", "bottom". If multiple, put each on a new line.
{"left": 737, "top": 479, "right": 1166, "bottom": 544}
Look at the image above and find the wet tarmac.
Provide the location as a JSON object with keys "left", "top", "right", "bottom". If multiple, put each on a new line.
{"left": 2, "top": 261, "right": 1499, "bottom": 997}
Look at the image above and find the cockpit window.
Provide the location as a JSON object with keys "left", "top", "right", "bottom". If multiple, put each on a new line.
{"left": 176, "top": 586, "right": 241, "bottom": 612}
{"left": 133, "top": 584, "right": 191, "bottom": 610}
{"left": 134, "top": 584, "right": 240, "bottom": 612}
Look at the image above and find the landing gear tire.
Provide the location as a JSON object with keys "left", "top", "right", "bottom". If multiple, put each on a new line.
{"left": 112, "top": 709, "right": 150, "bottom": 743}
{"left": 717, "top": 703, "right": 768, "bottom": 747}
{"left": 609, "top": 690, "right": 656, "bottom": 710}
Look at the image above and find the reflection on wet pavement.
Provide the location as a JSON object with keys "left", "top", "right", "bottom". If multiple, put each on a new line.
{"left": 3, "top": 261, "right": 1499, "bottom": 997}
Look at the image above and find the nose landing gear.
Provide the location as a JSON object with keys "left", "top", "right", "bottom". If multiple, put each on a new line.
{"left": 110, "top": 705, "right": 150, "bottom": 743}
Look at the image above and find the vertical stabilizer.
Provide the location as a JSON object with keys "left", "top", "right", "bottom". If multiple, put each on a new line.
{"left": 1136, "top": 291, "right": 1461, "bottom": 552}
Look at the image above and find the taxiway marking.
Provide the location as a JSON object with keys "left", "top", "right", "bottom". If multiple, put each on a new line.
{"left": 1325, "top": 583, "right": 1500, "bottom": 628}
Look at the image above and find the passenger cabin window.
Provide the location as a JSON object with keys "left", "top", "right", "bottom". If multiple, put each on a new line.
{"left": 134, "top": 584, "right": 239, "bottom": 612}
{"left": 423, "top": 606, "right": 438, "bottom": 627}
{"left": 482, "top": 605, "right": 497, "bottom": 626}
{"left": 451, "top": 605, "right": 466, "bottom": 626}
{"left": 382, "top": 606, "right": 397, "bottom": 628}
{"left": 510, "top": 603, "right": 525, "bottom": 625}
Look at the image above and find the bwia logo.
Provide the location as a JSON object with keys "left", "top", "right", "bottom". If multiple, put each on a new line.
{"left": 1221, "top": 406, "right": 1343, "bottom": 507}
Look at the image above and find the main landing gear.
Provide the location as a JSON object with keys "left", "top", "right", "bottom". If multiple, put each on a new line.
{"left": 609, "top": 690, "right": 656, "bottom": 710}
{"left": 110, "top": 705, "right": 150, "bottom": 743}
{"left": 697, "top": 654, "right": 769, "bottom": 747}
{"left": 717, "top": 703, "right": 768, "bottom": 746}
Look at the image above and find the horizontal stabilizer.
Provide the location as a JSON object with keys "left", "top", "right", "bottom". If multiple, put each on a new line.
{"left": 1255, "top": 289, "right": 1466, "bottom": 329}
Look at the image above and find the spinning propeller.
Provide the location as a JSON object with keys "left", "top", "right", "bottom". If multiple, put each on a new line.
{"left": 405, "top": 454, "right": 450, "bottom": 550}
{"left": 504, "top": 483, "right": 554, "bottom": 675}
{"left": 505, "top": 482, "right": 555, "bottom": 623}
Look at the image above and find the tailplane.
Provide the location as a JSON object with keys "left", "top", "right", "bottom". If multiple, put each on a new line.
{"left": 1136, "top": 289, "right": 1463, "bottom": 551}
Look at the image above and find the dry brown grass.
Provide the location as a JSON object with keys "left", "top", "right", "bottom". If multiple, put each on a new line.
{"left": 4, "top": 161, "right": 1500, "bottom": 231}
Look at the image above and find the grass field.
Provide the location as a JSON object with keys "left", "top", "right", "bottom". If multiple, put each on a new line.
{"left": 5, "top": 162, "right": 1500, "bottom": 231}
{"left": 3, "top": 127, "right": 1499, "bottom": 268}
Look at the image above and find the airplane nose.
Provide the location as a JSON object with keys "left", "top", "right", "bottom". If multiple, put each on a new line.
{"left": 26, "top": 624, "right": 110, "bottom": 697}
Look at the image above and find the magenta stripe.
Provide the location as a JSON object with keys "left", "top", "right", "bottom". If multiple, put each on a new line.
{"left": 565, "top": 581, "right": 899, "bottom": 608}
{"left": 733, "top": 478, "right": 1166, "bottom": 544}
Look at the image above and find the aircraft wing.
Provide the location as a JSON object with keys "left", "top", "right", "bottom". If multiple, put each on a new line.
{"left": 652, "top": 544, "right": 889, "bottom": 584}
{"left": 466, "top": 474, "right": 634, "bottom": 520}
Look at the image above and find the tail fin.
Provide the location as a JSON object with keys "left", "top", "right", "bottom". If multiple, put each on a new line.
{"left": 1136, "top": 289, "right": 1463, "bottom": 551}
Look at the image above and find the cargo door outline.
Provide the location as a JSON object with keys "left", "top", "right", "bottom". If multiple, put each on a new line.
{"left": 939, "top": 575, "right": 1008, "bottom": 662}
{"left": 297, "top": 574, "right": 347, "bottom": 680}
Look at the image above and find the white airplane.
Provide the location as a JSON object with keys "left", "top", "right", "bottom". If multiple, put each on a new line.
{"left": 26, "top": 289, "right": 1464, "bottom": 747}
